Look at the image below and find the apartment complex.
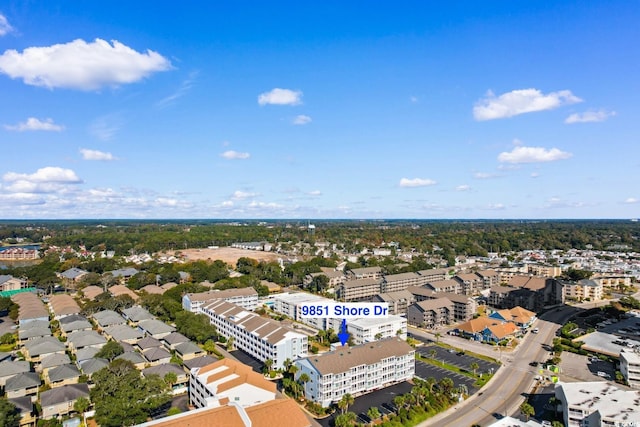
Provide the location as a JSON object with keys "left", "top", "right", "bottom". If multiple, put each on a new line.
{"left": 199, "top": 300, "right": 307, "bottom": 370}
{"left": 189, "top": 358, "right": 276, "bottom": 409}
{"left": 408, "top": 287, "right": 477, "bottom": 322}
{"left": 294, "top": 337, "right": 415, "bottom": 407}
{"left": 271, "top": 292, "right": 406, "bottom": 343}
{"left": 555, "top": 381, "right": 640, "bottom": 427}
{"left": 182, "top": 288, "right": 259, "bottom": 312}
{"left": 336, "top": 278, "right": 381, "bottom": 301}
{"left": 407, "top": 298, "right": 454, "bottom": 329}
{"left": 382, "top": 272, "right": 427, "bottom": 293}
{"left": 562, "top": 279, "right": 603, "bottom": 302}
{"left": 620, "top": 348, "right": 640, "bottom": 389}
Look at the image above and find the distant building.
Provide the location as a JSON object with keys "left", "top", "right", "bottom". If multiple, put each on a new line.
{"left": 0, "top": 275, "right": 27, "bottom": 292}
{"left": 182, "top": 287, "right": 259, "bottom": 312}
{"left": 336, "top": 278, "right": 381, "bottom": 301}
{"left": 372, "top": 290, "right": 415, "bottom": 316}
{"left": 562, "top": 279, "right": 603, "bottom": 302}
{"left": 407, "top": 298, "right": 454, "bottom": 329}
{"left": 295, "top": 337, "right": 414, "bottom": 407}
{"left": 488, "top": 276, "right": 564, "bottom": 311}
{"left": 345, "top": 267, "right": 383, "bottom": 281}
{"left": 382, "top": 272, "right": 426, "bottom": 292}
{"left": 0, "top": 247, "right": 39, "bottom": 260}
{"left": 408, "top": 287, "right": 477, "bottom": 322}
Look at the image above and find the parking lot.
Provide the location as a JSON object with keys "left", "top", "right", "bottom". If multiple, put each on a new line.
{"left": 414, "top": 359, "right": 478, "bottom": 394}
{"left": 417, "top": 344, "right": 499, "bottom": 376}
{"left": 559, "top": 351, "right": 616, "bottom": 382}
{"left": 229, "top": 349, "right": 264, "bottom": 373}
{"left": 318, "top": 381, "right": 413, "bottom": 427}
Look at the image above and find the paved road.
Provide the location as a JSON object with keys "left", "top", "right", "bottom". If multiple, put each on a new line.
{"left": 419, "top": 306, "right": 578, "bottom": 427}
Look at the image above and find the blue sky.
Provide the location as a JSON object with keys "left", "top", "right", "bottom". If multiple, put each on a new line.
{"left": 0, "top": 1, "right": 638, "bottom": 219}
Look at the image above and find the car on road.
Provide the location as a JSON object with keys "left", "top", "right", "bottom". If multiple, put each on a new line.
{"left": 532, "top": 328, "right": 539, "bottom": 334}
{"left": 597, "top": 371, "right": 610, "bottom": 378}
{"left": 529, "top": 361, "right": 539, "bottom": 367}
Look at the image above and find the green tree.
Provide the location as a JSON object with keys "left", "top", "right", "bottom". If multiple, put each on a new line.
{"left": 338, "top": 393, "right": 354, "bottom": 414}
{"left": 164, "top": 372, "right": 178, "bottom": 391}
{"left": 91, "top": 359, "right": 171, "bottom": 427}
{"left": 0, "top": 398, "right": 20, "bottom": 427}
{"left": 174, "top": 311, "right": 218, "bottom": 344}
{"left": 0, "top": 333, "right": 16, "bottom": 346}
{"left": 470, "top": 362, "right": 479, "bottom": 376}
{"left": 367, "top": 406, "right": 380, "bottom": 422}
{"left": 263, "top": 358, "right": 274, "bottom": 374}
{"left": 519, "top": 402, "right": 535, "bottom": 421}
{"left": 95, "top": 340, "right": 124, "bottom": 361}
{"left": 73, "top": 396, "right": 91, "bottom": 414}
{"left": 334, "top": 411, "right": 356, "bottom": 427}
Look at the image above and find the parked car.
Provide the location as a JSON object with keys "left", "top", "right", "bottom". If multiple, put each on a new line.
{"left": 532, "top": 328, "right": 539, "bottom": 334}
{"left": 597, "top": 371, "right": 610, "bottom": 378}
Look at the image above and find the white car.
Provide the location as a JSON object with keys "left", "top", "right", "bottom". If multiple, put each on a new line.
{"left": 597, "top": 371, "right": 610, "bottom": 378}
{"left": 531, "top": 328, "right": 539, "bottom": 334}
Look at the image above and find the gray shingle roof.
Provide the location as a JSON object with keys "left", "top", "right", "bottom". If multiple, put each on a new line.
{"left": 59, "top": 268, "right": 88, "bottom": 280}
{"left": 121, "top": 306, "right": 154, "bottom": 322}
{"left": 40, "top": 383, "right": 89, "bottom": 407}
{"left": 92, "top": 310, "right": 125, "bottom": 327}
{"left": 174, "top": 341, "right": 203, "bottom": 357}
{"left": 103, "top": 324, "right": 144, "bottom": 342}
{"left": 67, "top": 330, "right": 107, "bottom": 348}
{"left": 137, "top": 336, "right": 162, "bottom": 350}
{"left": 24, "top": 336, "right": 65, "bottom": 356}
{"left": 143, "top": 347, "right": 171, "bottom": 362}
{"left": 161, "top": 332, "right": 189, "bottom": 346}
{"left": 47, "top": 363, "right": 81, "bottom": 382}
{"left": 40, "top": 353, "right": 71, "bottom": 370}
{"left": 75, "top": 347, "right": 100, "bottom": 362}
{"left": 115, "top": 351, "right": 146, "bottom": 365}
{"left": 182, "top": 355, "right": 217, "bottom": 370}
{"left": 137, "top": 319, "right": 175, "bottom": 335}
{"left": 79, "top": 358, "right": 109, "bottom": 375}
{"left": 59, "top": 314, "right": 92, "bottom": 332}
{"left": 5, "top": 372, "right": 40, "bottom": 391}
{"left": 142, "top": 363, "right": 185, "bottom": 379}
{"left": 0, "top": 360, "right": 30, "bottom": 378}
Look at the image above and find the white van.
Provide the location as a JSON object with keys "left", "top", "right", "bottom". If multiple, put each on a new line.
{"left": 532, "top": 328, "right": 539, "bottom": 334}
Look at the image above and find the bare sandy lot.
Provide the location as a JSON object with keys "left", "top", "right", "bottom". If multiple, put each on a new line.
{"left": 164, "top": 247, "right": 281, "bottom": 267}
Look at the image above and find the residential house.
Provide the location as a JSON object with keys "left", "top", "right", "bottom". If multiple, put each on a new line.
{"left": 137, "top": 319, "right": 176, "bottom": 339}
{"left": 12, "top": 292, "right": 49, "bottom": 326}
{"left": 103, "top": 324, "right": 144, "bottom": 344}
{"left": 44, "top": 363, "right": 81, "bottom": 388}
{"left": 143, "top": 347, "right": 172, "bottom": 366}
{"left": 109, "top": 284, "right": 139, "bottom": 301}
{"left": 40, "top": 383, "right": 90, "bottom": 420}
{"left": 58, "top": 314, "right": 93, "bottom": 337}
{"left": 4, "top": 372, "right": 40, "bottom": 400}
{"left": 57, "top": 268, "right": 89, "bottom": 289}
{"left": 295, "top": 337, "right": 415, "bottom": 407}
{"left": 108, "top": 267, "right": 139, "bottom": 283}
{"left": 66, "top": 330, "right": 107, "bottom": 354}
{"left": 18, "top": 321, "right": 51, "bottom": 344}
{"left": 75, "top": 347, "right": 100, "bottom": 363}
{"left": 80, "top": 285, "right": 104, "bottom": 301}
{"left": 79, "top": 358, "right": 109, "bottom": 380}
{"left": 136, "top": 336, "right": 163, "bottom": 352}
{"left": 0, "top": 275, "right": 27, "bottom": 292}
{"left": 161, "top": 332, "right": 190, "bottom": 351}
{"left": 48, "top": 294, "right": 81, "bottom": 320}
{"left": 489, "top": 306, "right": 537, "bottom": 329}
{"left": 8, "top": 396, "right": 36, "bottom": 427}
{"left": 174, "top": 341, "right": 206, "bottom": 361}
{"left": 22, "top": 336, "right": 66, "bottom": 363}
{"left": 139, "top": 284, "right": 165, "bottom": 295}
{"left": 115, "top": 352, "right": 147, "bottom": 370}
{"left": 121, "top": 306, "right": 154, "bottom": 325}
{"left": 0, "top": 360, "right": 30, "bottom": 387}
{"left": 38, "top": 353, "right": 71, "bottom": 375}
{"left": 92, "top": 310, "right": 126, "bottom": 331}
{"left": 182, "top": 355, "right": 218, "bottom": 374}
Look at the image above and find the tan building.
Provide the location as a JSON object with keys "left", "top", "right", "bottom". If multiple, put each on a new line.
{"left": 562, "top": 279, "right": 603, "bottom": 302}
{"left": 527, "top": 264, "right": 562, "bottom": 277}
{"left": 336, "top": 278, "right": 381, "bottom": 301}
{"left": 382, "top": 272, "right": 426, "bottom": 293}
{"left": 407, "top": 298, "right": 453, "bottom": 329}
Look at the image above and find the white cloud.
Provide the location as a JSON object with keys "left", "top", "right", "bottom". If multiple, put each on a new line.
{"left": 531, "top": 172, "right": 540, "bottom": 178}
{"left": 258, "top": 88, "right": 302, "bottom": 106}
{"left": 455, "top": 185, "right": 471, "bottom": 192}
{"left": 498, "top": 146, "right": 572, "bottom": 164}
{"left": 232, "top": 190, "right": 258, "bottom": 200}
{"left": 565, "top": 110, "right": 616, "bottom": 124}
{"left": 80, "top": 148, "right": 116, "bottom": 161}
{"left": 0, "top": 38, "right": 171, "bottom": 90}
{"left": 473, "top": 88, "right": 582, "bottom": 121}
{"left": 4, "top": 117, "right": 64, "bottom": 132}
{"left": 0, "top": 14, "right": 13, "bottom": 36}
{"left": 4, "top": 167, "right": 81, "bottom": 184}
{"left": 484, "top": 203, "right": 506, "bottom": 210}
{"left": 399, "top": 178, "right": 437, "bottom": 188}
{"left": 307, "top": 190, "right": 322, "bottom": 196}
{"left": 293, "top": 115, "right": 312, "bottom": 125}
{"left": 624, "top": 197, "right": 639, "bottom": 204}
{"left": 473, "top": 172, "right": 499, "bottom": 179}
{"left": 221, "top": 150, "right": 250, "bottom": 160}
{"left": 89, "top": 114, "right": 122, "bottom": 141}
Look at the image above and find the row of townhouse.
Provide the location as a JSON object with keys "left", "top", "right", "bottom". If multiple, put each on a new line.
{"left": 199, "top": 300, "right": 307, "bottom": 370}
{"left": 294, "top": 337, "right": 415, "bottom": 407}
{"left": 182, "top": 287, "right": 259, "bottom": 312}
{"left": 271, "top": 292, "right": 407, "bottom": 343}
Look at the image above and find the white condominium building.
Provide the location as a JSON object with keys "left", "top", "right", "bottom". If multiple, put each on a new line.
{"left": 200, "top": 300, "right": 307, "bottom": 370}
{"left": 295, "top": 337, "right": 415, "bottom": 407}
{"left": 555, "top": 381, "right": 640, "bottom": 427}
{"left": 189, "top": 358, "right": 276, "bottom": 409}
{"left": 182, "top": 288, "right": 259, "bottom": 312}
{"left": 620, "top": 348, "right": 640, "bottom": 390}
{"left": 272, "top": 292, "right": 406, "bottom": 344}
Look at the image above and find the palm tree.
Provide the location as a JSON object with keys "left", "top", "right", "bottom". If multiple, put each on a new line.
{"left": 226, "top": 336, "right": 235, "bottom": 351}
{"left": 434, "top": 332, "right": 442, "bottom": 343}
{"left": 393, "top": 395, "right": 405, "bottom": 411}
{"left": 429, "top": 349, "right": 437, "bottom": 359}
{"left": 426, "top": 377, "right": 437, "bottom": 394}
{"left": 470, "top": 362, "right": 479, "bottom": 376}
{"left": 334, "top": 412, "right": 356, "bottom": 427}
{"left": 338, "top": 393, "right": 354, "bottom": 414}
{"left": 367, "top": 407, "right": 380, "bottom": 423}
{"left": 439, "top": 377, "right": 455, "bottom": 395}
{"left": 163, "top": 372, "right": 178, "bottom": 391}
{"left": 263, "top": 358, "right": 274, "bottom": 375}
{"left": 298, "top": 372, "right": 310, "bottom": 398}
{"left": 519, "top": 402, "right": 535, "bottom": 421}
